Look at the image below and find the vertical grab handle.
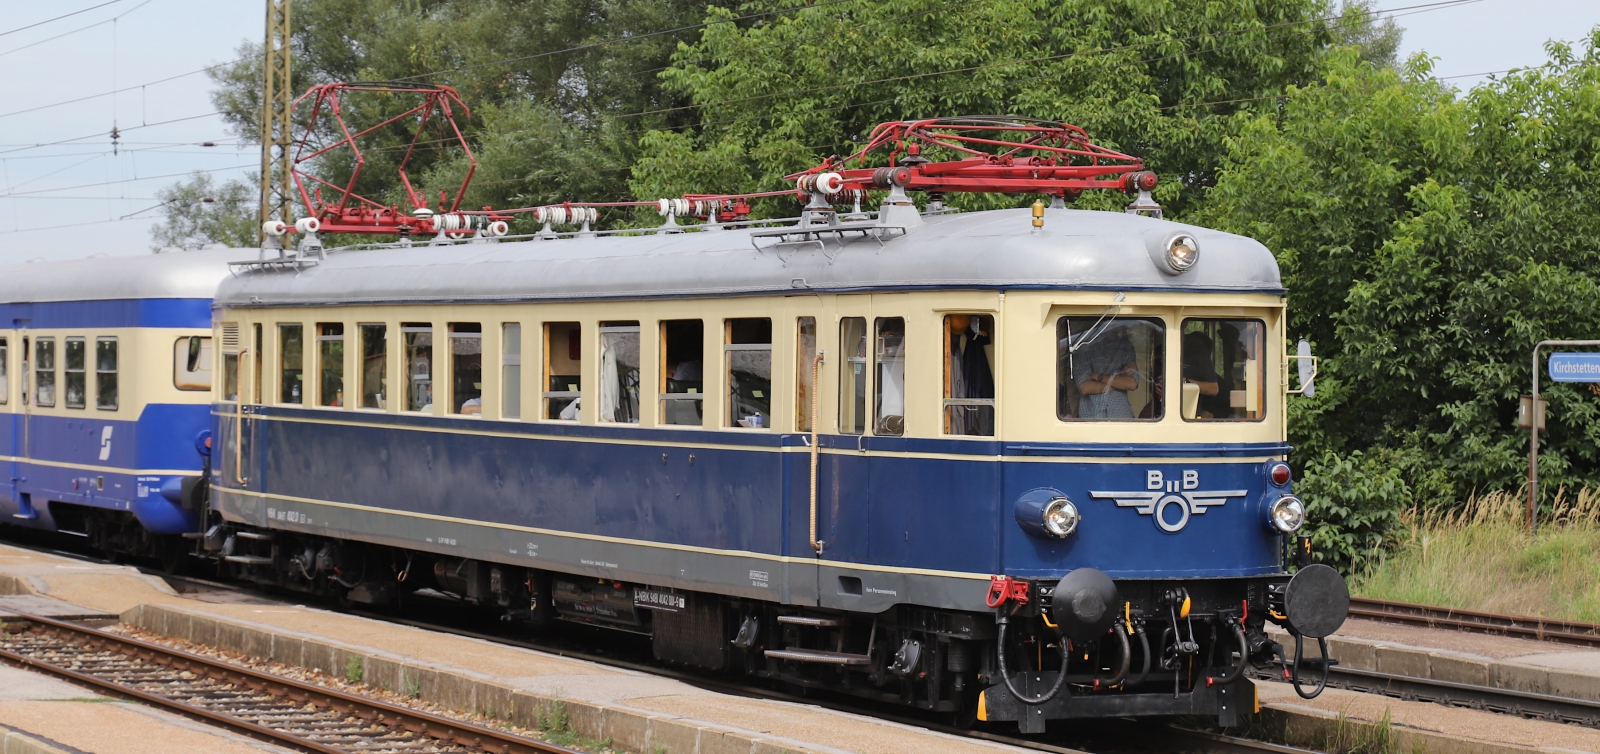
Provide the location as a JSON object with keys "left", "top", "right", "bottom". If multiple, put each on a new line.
{"left": 235, "top": 348, "right": 249, "bottom": 486}
{"left": 809, "top": 350, "right": 826, "bottom": 554}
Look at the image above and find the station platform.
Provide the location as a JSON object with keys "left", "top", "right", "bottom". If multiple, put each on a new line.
{"left": 1, "top": 541, "right": 1597, "bottom": 753}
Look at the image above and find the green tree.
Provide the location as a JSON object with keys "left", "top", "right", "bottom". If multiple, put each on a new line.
{"left": 149, "top": 172, "right": 258, "bottom": 250}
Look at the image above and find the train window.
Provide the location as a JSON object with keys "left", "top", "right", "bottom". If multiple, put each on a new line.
{"left": 544, "top": 322, "right": 581, "bottom": 420}
{"left": 1057, "top": 316, "right": 1165, "bottom": 421}
{"left": 1180, "top": 319, "right": 1266, "bottom": 421}
{"left": 402, "top": 324, "right": 433, "bottom": 412}
{"left": 279, "top": 324, "right": 304, "bottom": 404}
{"left": 252, "top": 324, "right": 263, "bottom": 402}
{"left": 873, "top": 318, "right": 906, "bottom": 436}
{"left": 95, "top": 337, "right": 117, "bottom": 410}
{"left": 222, "top": 324, "right": 240, "bottom": 403}
{"left": 360, "top": 324, "right": 386, "bottom": 409}
{"left": 796, "top": 318, "right": 816, "bottom": 432}
{"left": 35, "top": 338, "right": 56, "bottom": 408}
{"left": 598, "top": 322, "right": 640, "bottom": 423}
{"left": 944, "top": 314, "right": 995, "bottom": 436}
{"left": 0, "top": 337, "right": 7, "bottom": 405}
{"left": 174, "top": 337, "right": 213, "bottom": 391}
{"left": 64, "top": 337, "right": 86, "bottom": 409}
{"left": 839, "top": 318, "right": 867, "bottom": 434}
{"left": 502, "top": 323, "right": 521, "bottom": 419}
{"left": 660, "top": 319, "right": 704, "bottom": 426}
{"left": 450, "top": 323, "right": 483, "bottom": 415}
{"left": 727, "top": 318, "right": 772, "bottom": 429}
{"left": 317, "top": 323, "right": 345, "bottom": 407}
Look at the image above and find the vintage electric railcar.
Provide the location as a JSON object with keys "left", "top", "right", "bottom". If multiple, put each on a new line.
{"left": 205, "top": 182, "right": 1347, "bottom": 729}
{"left": 0, "top": 249, "right": 233, "bottom": 562}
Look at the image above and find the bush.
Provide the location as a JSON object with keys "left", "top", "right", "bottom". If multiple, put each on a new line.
{"left": 1297, "top": 450, "right": 1410, "bottom": 574}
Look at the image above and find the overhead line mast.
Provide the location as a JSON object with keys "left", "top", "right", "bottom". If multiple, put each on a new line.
{"left": 258, "top": 0, "right": 292, "bottom": 243}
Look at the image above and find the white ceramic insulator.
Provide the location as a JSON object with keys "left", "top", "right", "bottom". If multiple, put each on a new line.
{"left": 658, "top": 198, "right": 692, "bottom": 216}
{"left": 294, "top": 217, "right": 321, "bottom": 234}
{"left": 817, "top": 172, "right": 844, "bottom": 195}
{"left": 488, "top": 220, "right": 509, "bottom": 237}
{"left": 580, "top": 207, "right": 598, "bottom": 224}
{"left": 262, "top": 221, "right": 288, "bottom": 237}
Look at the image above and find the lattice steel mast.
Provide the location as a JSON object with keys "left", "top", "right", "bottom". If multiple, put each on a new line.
{"left": 257, "top": 0, "right": 292, "bottom": 242}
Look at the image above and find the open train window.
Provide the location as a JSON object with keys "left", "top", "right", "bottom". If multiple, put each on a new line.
{"left": 317, "top": 323, "right": 345, "bottom": 407}
{"left": 95, "top": 337, "right": 117, "bottom": 410}
{"left": 34, "top": 337, "right": 55, "bottom": 408}
{"left": 796, "top": 318, "right": 816, "bottom": 432}
{"left": 839, "top": 318, "right": 867, "bottom": 434}
{"left": 660, "top": 319, "right": 704, "bottom": 426}
{"left": 727, "top": 318, "right": 771, "bottom": 429}
{"left": 1180, "top": 318, "right": 1265, "bottom": 421}
{"left": 279, "top": 324, "right": 304, "bottom": 404}
{"left": 402, "top": 324, "right": 433, "bottom": 412}
{"left": 0, "top": 337, "right": 7, "bottom": 405}
{"left": 174, "top": 336, "right": 212, "bottom": 391}
{"left": 599, "top": 322, "right": 640, "bottom": 424}
{"left": 502, "top": 323, "right": 521, "bottom": 419}
{"left": 360, "top": 324, "right": 386, "bottom": 409}
{"left": 543, "top": 322, "right": 581, "bottom": 421}
{"left": 873, "top": 317, "right": 906, "bottom": 436}
{"left": 944, "top": 314, "right": 995, "bottom": 436}
{"left": 64, "top": 337, "right": 86, "bottom": 409}
{"left": 1057, "top": 316, "right": 1164, "bottom": 421}
{"left": 449, "top": 323, "right": 482, "bottom": 415}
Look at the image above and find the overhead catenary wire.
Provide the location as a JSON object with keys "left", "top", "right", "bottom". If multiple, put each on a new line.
{"left": 0, "top": 1, "right": 121, "bottom": 39}
{"left": 0, "top": 0, "right": 156, "bottom": 58}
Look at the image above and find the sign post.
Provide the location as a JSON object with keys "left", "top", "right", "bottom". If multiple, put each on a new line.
{"left": 1528, "top": 341, "right": 1600, "bottom": 534}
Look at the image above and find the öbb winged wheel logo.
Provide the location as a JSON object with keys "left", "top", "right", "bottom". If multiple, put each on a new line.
{"left": 1090, "top": 470, "right": 1245, "bottom": 533}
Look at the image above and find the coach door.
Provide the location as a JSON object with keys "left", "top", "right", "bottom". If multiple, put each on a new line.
{"left": 12, "top": 320, "right": 34, "bottom": 519}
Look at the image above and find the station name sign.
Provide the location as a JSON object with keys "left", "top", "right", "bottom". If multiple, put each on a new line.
{"left": 1549, "top": 352, "right": 1600, "bottom": 383}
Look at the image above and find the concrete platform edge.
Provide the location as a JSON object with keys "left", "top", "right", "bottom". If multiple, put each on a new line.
{"left": 1260, "top": 702, "right": 1558, "bottom": 754}
{"left": 0, "top": 724, "right": 82, "bottom": 754}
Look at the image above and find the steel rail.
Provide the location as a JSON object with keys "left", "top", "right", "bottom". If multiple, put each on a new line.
{"left": 1318, "top": 666, "right": 1600, "bottom": 727}
{"left": 0, "top": 610, "right": 580, "bottom": 754}
{"left": 1349, "top": 597, "right": 1600, "bottom": 648}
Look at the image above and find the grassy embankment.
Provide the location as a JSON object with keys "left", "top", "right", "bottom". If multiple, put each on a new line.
{"left": 1353, "top": 489, "right": 1600, "bottom": 623}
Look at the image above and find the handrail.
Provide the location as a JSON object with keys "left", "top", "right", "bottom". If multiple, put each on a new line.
{"left": 235, "top": 348, "right": 249, "bottom": 487}
{"left": 809, "top": 350, "right": 825, "bottom": 554}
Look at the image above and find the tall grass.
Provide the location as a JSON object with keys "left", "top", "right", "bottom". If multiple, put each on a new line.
{"left": 1354, "top": 488, "right": 1600, "bottom": 622}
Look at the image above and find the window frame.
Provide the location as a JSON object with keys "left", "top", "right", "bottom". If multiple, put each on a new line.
{"left": 359, "top": 323, "right": 388, "bottom": 411}
{"left": 0, "top": 336, "right": 8, "bottom": 405}
{"left": 942, "top": 314, "right": 996, "bottom": 437}
{"left": 34, "top": 336, "right": 56, "bottom": 408}
{"left": 278, "top": 323, "right": 305, "bottom": 405}
{"left": 448, "top": 322, "right": 483, "bottom": 416}
{"left": 402, "top": 323, "right": 434, "bottom": 413}
{"left": 63, "top": 336, "right": 86, "bottom": 409}
{"left": 659, "top": 319, "right": 705, "bottom": 427}
{"left": 542, "top": 322, "right": 582, "bottom": 421}
{"left": 501, "top": 323, "right": 522, "bottom": 420}
{"left": 1179, "top": 317, "right": 1268, "bottom": 423}
{"left": 95, "top": 336, "right": 118, "bottom": 410}
{"left": 838, "top": 317, "right": 868, "bottom": 435}
{"left": 597, "top": 322, "right": 642, "bottom": 424}
{"left": 172, "top": 336, "right": 213, "bottom": 391}
{"left": 725, "top": 318, "right": 773, "bottom": 430}
{"left": 1055, "top": 315, "right": 1167, "bottom": 423}
{"left": 316, "top": 322, "right": 346, "bottom": 408}
{"left": 795, "top": 317, "right": 817, "bottom": 432}
{"left": 871, "top": 317, "right": 906, "bottom": 437}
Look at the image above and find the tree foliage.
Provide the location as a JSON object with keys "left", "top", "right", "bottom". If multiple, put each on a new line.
{"left": 148, "top": 172, "right": 258, "bottom": 250}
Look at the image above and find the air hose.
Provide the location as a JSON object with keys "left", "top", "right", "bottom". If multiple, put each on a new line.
{"left": 1211, "top": 619, "right": 1249, "bottom": 685}
{"left": 996, "top": 615, "right": 1069, "bottom": 705}
{"left": 1290, "top": 632, "right": 1331, "bottom": 699}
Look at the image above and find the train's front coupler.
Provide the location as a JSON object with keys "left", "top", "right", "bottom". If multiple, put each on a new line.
{"left": 1263, "top": 544, "right": 1351, "bottom": 699}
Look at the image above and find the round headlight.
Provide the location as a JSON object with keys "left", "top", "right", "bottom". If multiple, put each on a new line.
{"left": 1166, "top": 234, "right": 1199, "bottom": 272}
{"left": 1268, "top": 495, "right": 1305, "bottom": 534}
{"left": 1042, "top": 496, "right": 1080, "bottom": 538}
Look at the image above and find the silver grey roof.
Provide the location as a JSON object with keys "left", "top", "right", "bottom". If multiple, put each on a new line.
{"left": 0, "top": 248, "right": 240, "bottom": 303}
{"left": 216, "top": 208, "right": 1282, "bottom": 308}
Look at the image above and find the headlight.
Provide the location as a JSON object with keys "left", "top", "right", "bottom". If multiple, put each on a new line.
{"left": 1166, "top": 234, "right": 1199, "bottom": 271}
{"left": 1268, "top": 495, "right": 1305, "bottom": 533}
{"left": 1042, "top": 497, "right": 1080, "bottom": 538}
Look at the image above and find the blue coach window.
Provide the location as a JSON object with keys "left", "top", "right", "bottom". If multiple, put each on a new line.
{"left": 318, "top": 323, "right": 345, "bottom": 408}
{"left": 64, "top": 337, "right": 86, "bottom": 409}
{"left": 1057, "top": 316, "right": 1165, "bottom": 421}
{"left": 0, "top": 337, "right": 8, "bottom": 405}
{"left": 279, "top": 324, "right": 304, "bottom": 404}
{"left": 35, "top": 337, "right": 56, "bottom": 408}
{"left": 403, "top": 324, "right": 433, "bottom": 412}
{"left": 95, "top": 337, "right": 117, "bottom": 410}
{"left": 660, "top": 319, "right": 704, "bottom": 426}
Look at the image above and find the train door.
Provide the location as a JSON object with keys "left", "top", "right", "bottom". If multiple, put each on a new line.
{"left": 12, "top": 320, "right": 33, "bottom": 520}
{"left": 820, "top": 295, "right": 873, "bottom": 567}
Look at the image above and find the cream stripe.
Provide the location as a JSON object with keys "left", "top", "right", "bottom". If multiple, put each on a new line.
{"left": 0, "top": 455, "right": 194, "bottom": 476}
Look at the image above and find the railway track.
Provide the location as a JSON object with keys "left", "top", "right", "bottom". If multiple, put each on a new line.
{"left": 1348, "top": 597, "right": 1600, "bottom": 648}
{"left": 0, "top": 610, "right": 580, "bottom": 754}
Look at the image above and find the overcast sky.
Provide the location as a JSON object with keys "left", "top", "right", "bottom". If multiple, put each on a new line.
{"left": 0, "top": 0, "right": 1596, "bottom": 263}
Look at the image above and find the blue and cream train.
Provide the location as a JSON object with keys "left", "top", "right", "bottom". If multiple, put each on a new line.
{"left": 0, "top": 249, "right": 233, "bottom": 564}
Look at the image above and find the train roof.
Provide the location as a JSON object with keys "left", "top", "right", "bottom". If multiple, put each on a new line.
{"left": 215, "top": 207, "right": 1283, "bottom": 309}
{"left": 0, "top": 248, "right": 240, "bottom": 304}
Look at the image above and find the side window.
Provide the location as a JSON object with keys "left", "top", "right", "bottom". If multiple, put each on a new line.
{"left": 727, "top": 318, "right": 772, "bottom": 428}
{"left": 502, "top": 323, "right": 521, "bottom": 419}
{"left": 544, "top": 322, "right": 581, "bottom": 420}
{"left": 944, "top": 314, "right": 994, "bottom": 436}
{"left": 279, "top": 324, "right": 304, "bottom": 404}
{"left": 360, "top": 324, "right": 387, "bottom": 409}
{"left": 221, "top": 323, "right": 240, "bottom": 402}
{"left": 873, "top": 318, "right": 906, "bottom": 436}
{"left": 796, "top": 317, "right": 816, "bottom": 432}
{"left": 660, "top": 319, "right": 704, "bottom": 426}
{"left": 35, "top": 337, "right": 56, "bottom": 408}
{"left": 95, "top": 337, "right": 117, "bottom": 410}
{"left": 599, "top": 322, "right": 641, "bottom": 423}
{"left": 403, "top": 324, "right": 433, "bottom": 412}
{"left": 1057, "top": 316, "right": 1165, "bottom": 421}
{"left": 64, "top": 337, "right": 86, "bottom": 409}
{"left": 839, "top": 317, "right": 867, "bottom": 434}
{"left": 0, "top": 337, "right": 7, "bottom": 405}
{"left": 252, "top": 324, "right": 263, "bottom": 402}
{"left": 174, "top": 336, "right": 213, "bottom": 390}
{"left": 317, "top": 323, "right": 345, "bottom": 407}
{"left": 449, "top": 323, "right": 482, "bottom": 415}
{"left": 1181, "top": 319, "right": 1266, "bottom": 421}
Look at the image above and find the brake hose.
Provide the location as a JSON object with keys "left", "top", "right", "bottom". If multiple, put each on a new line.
{"left": 1127, "top": 623, "right": 1153, "bottom": 686}
{"left": 996, "top": 616, "right": 1069, "bottom": 705}
{"left": 1290, "top": 632, "right": 1331, "bottom": 699}
{"left": 1211, "top": 619, "right": 1249, "bottom": 685}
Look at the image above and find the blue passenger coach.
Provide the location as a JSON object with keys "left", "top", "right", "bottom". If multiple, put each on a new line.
{"left": 0, "top": 249, "right": 234, "bottom": 561}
